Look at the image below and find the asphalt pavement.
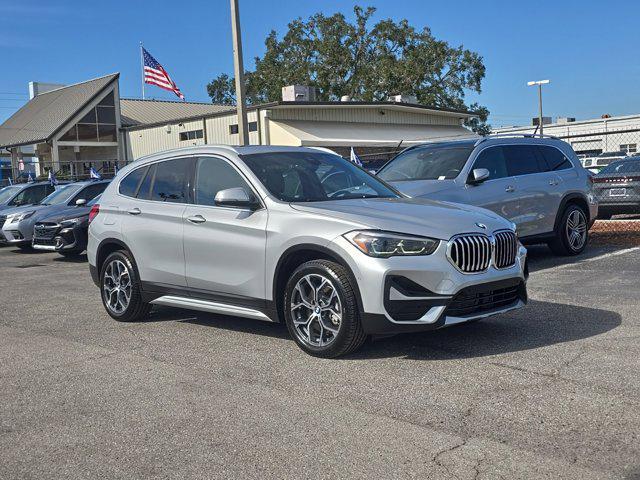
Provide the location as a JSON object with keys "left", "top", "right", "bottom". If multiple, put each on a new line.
{"left": 0, "top": 242, "right": 638, "bottom": 479}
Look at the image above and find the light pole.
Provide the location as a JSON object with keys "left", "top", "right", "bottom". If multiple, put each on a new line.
{"left": 230, "top": 0, "right": 249, "bottom": 146}
{"left": 527, "top": 79, "right": 550, "bottom": 135}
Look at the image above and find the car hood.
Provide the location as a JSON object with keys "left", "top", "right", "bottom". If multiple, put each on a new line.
{"left": 388, "top": 179, "right": 457, "bottom": 198}
{"left": 1, "top": 204, "right": 48, "bottom": 218}
{"left": 290, "top": 197, "right": 511, "bottom": 240}
{"left": 36, "top": 205, "right": 90, "bottom": 224}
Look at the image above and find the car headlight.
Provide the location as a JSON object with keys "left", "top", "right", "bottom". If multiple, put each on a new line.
{"left": 11, "top": 211, "right": 35, "bottom": 223}
{"left": 343, "top": 230, "right": 440, "bottom": 258}
{"left": 60, "top": 218, "right": 79, "bottom": 227}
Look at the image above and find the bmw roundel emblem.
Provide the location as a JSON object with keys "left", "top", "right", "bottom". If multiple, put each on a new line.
{"left": 476, "top": 222, "right": 487, "bottom": 229}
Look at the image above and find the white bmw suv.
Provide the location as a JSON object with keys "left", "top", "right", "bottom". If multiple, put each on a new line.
{"left": 88, "top": 146, "right": 528, "bottom": 357}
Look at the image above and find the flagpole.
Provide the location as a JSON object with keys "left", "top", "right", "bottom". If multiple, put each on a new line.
{"left": 140, "top": 41, "right": 145, "bottom": 100}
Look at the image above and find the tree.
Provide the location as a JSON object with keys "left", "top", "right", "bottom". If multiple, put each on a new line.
{"left": 207, "top": 6, "right": 490, "bottom": 133}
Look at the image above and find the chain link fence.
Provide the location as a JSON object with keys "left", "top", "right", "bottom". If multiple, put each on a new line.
{"left": 556, "top": 127, "right": 640, "bottom": 246}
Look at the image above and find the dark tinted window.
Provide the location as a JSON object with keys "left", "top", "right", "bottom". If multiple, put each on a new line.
{"left": 503, "top": 145, "right": 544, "bottom": 176}
{"left": 598, "top": 160, "right": 640, "bottom": 175}
{"left": 150, "top": 158, "right": 191, "bottom": 203}
{"left": 137, "top": 166, "right": 155, "bottom": 200}
{"left": 378, "top": 145, "right": 474, "bottom": 181}
{"left": 119, "top": 167, "right": 147, "bottom": 197}
{"left": 473, "top": 147, "right": 509, "bottom": 180}
{"left": 195, "top": 157, "right": 252, "bottom": 206}
{"left": 10, "top": 185, "right": 49, "bottom": 206}
{"left": 538, "top": 146, "right": 572, "bottom": 171}
{"left": 72, "top": 183, "right": 108, "bottom": 204}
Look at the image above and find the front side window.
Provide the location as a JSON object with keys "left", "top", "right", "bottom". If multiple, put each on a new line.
{"left": 377, "top": 145, "right": 474, "bottom": 182}
{"left": 194, "top": 157, "right": 253, "bottom": 206}
{"left": 241, "top": 151, "right": 399, "bottom": 202}
{"left": 150, "top": 158, "right": 192, "bottom": 203}
{"left": 72, "top": 183, "right": 108, "bottom": 204}
{"left": 503, "top": 145, "right": 544, "bottom": 176}
{"left": 11, "top": 185, "right": 49, "bottom": 206}
{"left": 473, "top": 147, "right": 509, "bottom": 180}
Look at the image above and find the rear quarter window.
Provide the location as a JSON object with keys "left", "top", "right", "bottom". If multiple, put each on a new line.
{"left": 119, "top": 166, "right": 148, "bottom": 197}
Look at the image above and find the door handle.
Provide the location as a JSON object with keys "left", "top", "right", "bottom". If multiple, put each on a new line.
{"left": 128, "top": 208, "right": 141, "bottom": 215}
{"left": 187, "top": 215, "right": 206, "bottom": 224}
{"left": 505, "top": 185, "right": 516, "bottom": 193}
{"left": 549, "top": 179, "right": 559, "bottom": 186}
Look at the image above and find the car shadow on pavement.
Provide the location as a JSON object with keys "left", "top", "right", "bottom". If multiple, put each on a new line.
{"left": 53, "top": 254, "right": 88, "bottom": 263}
{"left": 349, "top": 299, "right": 621, "bottom": 360}
{"left": 525, "top": 243, "right": 632, "bottom": 273}
{"left": 146, "top": 306, "right": 290, "bottom": 340}
{"left": 9, "top": 248, "right": 48, "bottom": 254}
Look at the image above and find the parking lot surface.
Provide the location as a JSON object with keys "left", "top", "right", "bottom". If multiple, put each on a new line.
{"left": 0, "top": 242, "right": 639, "bottom": 479}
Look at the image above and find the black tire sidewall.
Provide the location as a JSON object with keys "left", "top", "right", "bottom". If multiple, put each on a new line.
{"left": 100, "top": 250, "right": 143, "bottom": 321}
{"left": 559, "top": 205, "right": 588, "bottom": 255}
{"left": 283, "top": 262, "right": 358, "bottom": 357}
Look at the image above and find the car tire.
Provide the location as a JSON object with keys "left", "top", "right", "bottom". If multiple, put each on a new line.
{"left": 283, "top": 259, "right": 366, "bottom": 358}
{"left": 58, "top": 249, "right": 83, "bottom": 257}
{"left": 17, "top": 243, "right": 32, "bottom": 251}
{"left": 548, "top": 204, "right": 589, "bottom": 256}
{"left": 100, "top": 250, "right": 151, "bottom": 322}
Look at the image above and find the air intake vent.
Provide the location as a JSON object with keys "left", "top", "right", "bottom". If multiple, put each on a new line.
{"left": 448, "top": 234, "right": 492, "bottom": 273}
{"left": 494, "top": 230, "right": 518, "bottom": 269}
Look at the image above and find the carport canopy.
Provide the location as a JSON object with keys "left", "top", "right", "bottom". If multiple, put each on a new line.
{"left": 272, "top": 120, "right": 477, "bottom": 147}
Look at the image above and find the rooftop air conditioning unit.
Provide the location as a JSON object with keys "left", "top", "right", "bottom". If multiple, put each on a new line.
{"left": 281, "top": 85, "right": 317, "bottom": 102}
{"left": 388, "top": 94, "right": 418, "bottom": 104}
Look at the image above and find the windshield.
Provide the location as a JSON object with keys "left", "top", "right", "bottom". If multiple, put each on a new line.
{"left": 598, "top": 160, "right": 640, "bottom": 175}
{"left": 377, "top": 145, "right": 474, "bottom": 182}
{"left": 39, "top": 184, "right": 84, "bottom": 205}
{"left": 0, "top": 186, "right": 21, "bottom": 203}
{"left": 240, "top": 151, "right": 400, "bottom": 202}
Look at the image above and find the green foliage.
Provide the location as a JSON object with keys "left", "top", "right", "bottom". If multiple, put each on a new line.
{"left": 207, "top": 5, "right": 490, "bottom": 133}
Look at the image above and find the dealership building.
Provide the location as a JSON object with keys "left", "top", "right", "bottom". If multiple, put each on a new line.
{"left": 0, "top": 73, "right": 476, "bottom": 183}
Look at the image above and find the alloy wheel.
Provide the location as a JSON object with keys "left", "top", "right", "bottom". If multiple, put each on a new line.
{"left": 103, "top": 259, "right": 132, "bottom": 315}
{"left": 290, "top": 274, "right": 342, "bottom": 347}
{"left": 566, "top": 209, "right": 587, "bottom": 251}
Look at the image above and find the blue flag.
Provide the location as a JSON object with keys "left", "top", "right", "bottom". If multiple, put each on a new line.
{"left": 114, "top": 163, "right": 119, "bottom": 175}
{"left": 7, "top": 177, "right": 12, "bottom": 186}
{"left": 27, "top": 172, "right": 34, "bottom": 183}
{"left": 48, "top": 170, "right": 58, "bottom": 186}
{"left": 89, "top": 167, "right": 102, "bottom": 180}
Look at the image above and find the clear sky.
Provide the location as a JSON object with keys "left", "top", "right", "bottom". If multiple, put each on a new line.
{"left": 1, "top": 0, "right": 639, "bottom": 127}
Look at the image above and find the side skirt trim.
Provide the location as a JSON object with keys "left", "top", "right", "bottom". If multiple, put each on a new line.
{"left": 150, "top": 295, "right": 275, "bottom": 322}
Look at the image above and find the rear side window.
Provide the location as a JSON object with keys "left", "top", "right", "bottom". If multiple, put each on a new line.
{"left": 194, "top": 157, "right": 252, "bottom": 207}
{"left": 150, "top": 158, "right": 192, "bottom": 203}
{"left": 10, "top": 185, "right": 48, "bottom": 206}
{"left": 119, "top": 167, "right": 147, "bottom": 197}
{"left": 538, "top": 146, "right": 573, "bottom": 171}
{"left": 137, "top": 166, "right": 155, "bottom": 200}
{"left": 503, "top": 145, "right": 545, "bottom": 176}
{"left": 473, "top": 147, "right": 509, "bottom": 180}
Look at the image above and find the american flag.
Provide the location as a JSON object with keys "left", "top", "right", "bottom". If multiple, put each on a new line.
{"left": 142, "top": 47, "right": 185, "bottom": 100}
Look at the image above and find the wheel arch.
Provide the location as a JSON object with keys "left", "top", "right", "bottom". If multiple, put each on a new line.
{"left": 95, "top": 238, "right": 134, "bottom": 277}
{"left": 554, "top": 193, "right": 590, "bottom": 232}
{"left": 272, "top": 244, "right": 364, "bottom": 323}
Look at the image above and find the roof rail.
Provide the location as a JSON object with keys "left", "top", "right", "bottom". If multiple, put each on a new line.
{"left": 474, "top": 133, "right": 560, "bottom": 147}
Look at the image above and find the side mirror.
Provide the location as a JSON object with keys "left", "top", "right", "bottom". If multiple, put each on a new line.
{"left": 467, "top": 168, "right": 490, "bottom": 185}
{"left": 214, "top": 187, "right": 260, "bottom": 210}
{"left": 75, "top": 198, "right": 87, "bottom": 206}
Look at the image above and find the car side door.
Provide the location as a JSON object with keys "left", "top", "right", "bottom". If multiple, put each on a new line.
{"left": 502, "top": 144, "right": 563, "bottom": 237}
{"left": 464, "top": 145, "right": 522, "bottom": 222}
{"left": 120, "top": 157, "right": 193, "bottom": 288}
{"left": 182, "top": 156, "right": 267, "bottom": 303}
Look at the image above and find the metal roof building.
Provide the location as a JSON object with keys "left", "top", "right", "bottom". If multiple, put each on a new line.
{"left": 0, "top": 73, "right": 476, "bottom": 182}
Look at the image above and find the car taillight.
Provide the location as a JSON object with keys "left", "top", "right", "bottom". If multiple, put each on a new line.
{"left": 88, "top": 204, "right": 100, "bottom": 224}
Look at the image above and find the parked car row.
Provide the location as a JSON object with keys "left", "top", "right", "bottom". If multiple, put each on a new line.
{"left": 0, "top": 180, "right": 109, "bottom": 254}
{"left": 2, "top": 136, "right": 601, "bottom": 357}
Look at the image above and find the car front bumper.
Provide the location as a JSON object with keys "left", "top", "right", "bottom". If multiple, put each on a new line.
{"left": 331, "top": 236, "right": 528, "bottom": 335}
